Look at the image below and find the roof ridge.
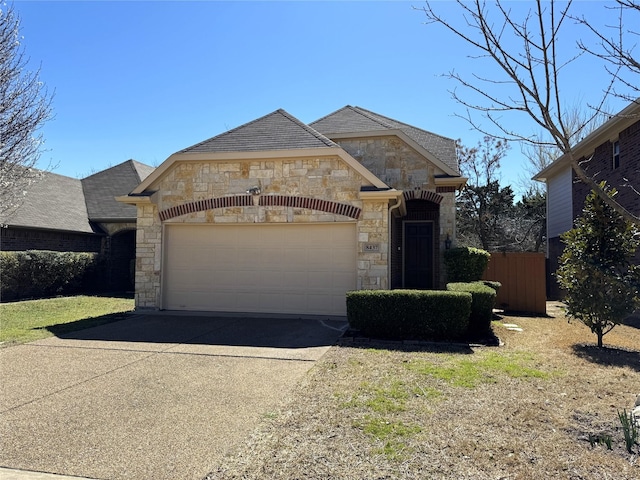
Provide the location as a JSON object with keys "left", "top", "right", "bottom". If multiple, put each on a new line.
{"left": 349, "top": 106, "right": 397, "bottom": 130}
{"left": 354, "top": 106, "right": 455, "bottom": 142}
{"left": 129, "top": 159, "right": 155, "bottom": 182}
{"left": 277, "top": 109, "right": 337, "bottom": 148}
{"left": 123, "top": 159, "right": 139, "bottom": 181}
{"left": 308, "top": 105, "right": 353, "bottom": 127}
{"left": 179, "top": 109, "right": 338, "bottom": 154}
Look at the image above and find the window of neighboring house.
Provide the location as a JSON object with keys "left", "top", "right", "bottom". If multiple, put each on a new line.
{"left": 613, "top": 140, "right": 620, "bottom": 170}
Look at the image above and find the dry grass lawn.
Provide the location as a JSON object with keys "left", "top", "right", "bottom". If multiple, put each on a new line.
{"left": 207, "top": 303, "right": 639, "bottom": 480}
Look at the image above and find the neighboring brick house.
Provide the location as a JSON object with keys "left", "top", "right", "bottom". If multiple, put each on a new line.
{"left": 118, "top": 107, "right": 466, "bottom": 315}
{"left": 1, "top": 159, "right": 155, "bottom": 290}
{"left": 534, "top": 101, "right": 640, "bottom": 299}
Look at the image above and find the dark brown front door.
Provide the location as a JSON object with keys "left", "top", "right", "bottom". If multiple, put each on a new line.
{"left": 404, "top": 222, "right": 434, "bottom": 289}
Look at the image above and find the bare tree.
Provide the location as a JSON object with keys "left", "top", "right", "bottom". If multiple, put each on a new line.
{"left": 519, "top": 102, "right": 611, "bottom": 194}
{"left": 419, "top": 0, "right": 640, "bottom": 224}
{"left": 0, "top": 3, "right": 53, "bottom": 221}
{"left": 574, "top": 0, "right": 640, "bottom": 103}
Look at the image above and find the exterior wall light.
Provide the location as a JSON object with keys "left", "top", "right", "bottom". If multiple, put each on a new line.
{"left": 445, "top": 233, "right": 452, "bottom": 250}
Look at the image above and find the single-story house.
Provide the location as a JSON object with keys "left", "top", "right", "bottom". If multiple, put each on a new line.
{"left": 1, "top": 159, "right": 155, "bottom": 290}
{"left": 118, "top": 106, "right": 466, "bottom": 316}
{"left": 534, "top": 101, "right": 640, "bottom": 299}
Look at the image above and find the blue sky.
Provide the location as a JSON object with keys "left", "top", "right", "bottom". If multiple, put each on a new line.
{"left": 13, "top": 1, "right": 630, "bottom": 195}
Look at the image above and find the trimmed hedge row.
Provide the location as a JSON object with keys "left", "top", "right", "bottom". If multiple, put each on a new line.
{"left": 444, "top": 247, "right": 491, "bottom": 282}
{"left": 0, "top": 250, "right": 106, "bottom": 302}
{"left": 346, "top": 289, "right": 472, "bottom": 341}
{"left": 446, "top": 282, "right": 498, "bottom": 335}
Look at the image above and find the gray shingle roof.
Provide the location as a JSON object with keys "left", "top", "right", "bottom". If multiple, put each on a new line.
{"left": 4, "top": 159, "right": 155, "bottom": 233}
{"left": 311, "top": 106, "right": 459, "bottom": 174}
{"left": 81, "top": 159, "right": 155, "bottom": 220}
{"left": 179, "top": 109, "right": 338, "bottom": 154}
{"left": 5, "top": 171, "right": 95, "bottom": 233}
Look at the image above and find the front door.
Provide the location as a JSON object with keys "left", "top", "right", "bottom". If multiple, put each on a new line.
{"left": 404, "top": 222, "right": 434, "bottom": 289}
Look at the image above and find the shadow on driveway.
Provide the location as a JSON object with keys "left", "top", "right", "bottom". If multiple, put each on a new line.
{"left": 46, "top": 313, "right": 348, "bottom": 350}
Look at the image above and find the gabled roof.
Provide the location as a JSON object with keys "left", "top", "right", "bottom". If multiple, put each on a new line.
{"left": 81, "top": 159, "right": 155, "bottom": 221}
{"left": 534, "top": 100, "right": 640, "bottom": 182}
{"left": 310, "top": 106, "right": 459, "bottom": 175}
{"left": 179, "top": 109, "right": 338, "bottom": 154}
{"left": 130, "top": 109, "right": 389, "bottom": 194}
{"left": 5, "top": 171, "right": 95, "bottom": 233}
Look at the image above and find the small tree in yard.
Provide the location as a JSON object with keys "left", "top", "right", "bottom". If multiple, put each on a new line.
{"left": 556, "top": 185, "right": 640, "bottom": 347}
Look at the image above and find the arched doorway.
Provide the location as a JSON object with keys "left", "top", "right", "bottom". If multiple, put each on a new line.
{"left": 391, "top": 199, "right": 440, "bottom": 289}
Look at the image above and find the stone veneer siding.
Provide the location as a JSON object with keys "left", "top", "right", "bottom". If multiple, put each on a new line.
{"left": 133, "top": 156, "right": 394, "bottom": 309}
{"left": 337, "top": 136, "right": 438, "bottom": 189}
{"left": 337, "top": 135, "right": 458, "bottom": 280}
{"left": 357, "top": 199, "right": 389, "bottom": 290}
{"left": 135, "top": 203, "right": 162, "bottom": 308}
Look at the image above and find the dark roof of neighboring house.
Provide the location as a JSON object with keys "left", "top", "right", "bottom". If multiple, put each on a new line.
{"left": 4, "top": 159, "right": 154, "bottom": 234}
{"left": 311, "top": 106, "right": 459, "bottom": 174}
{"left": 5, "top": 171, "right": 95, "bottom": 233}
{"left": 82, "top": 159, "right": 155, "bottom": 220}
{"left": 178, "top": 109, "right": 338, "bottom": 154}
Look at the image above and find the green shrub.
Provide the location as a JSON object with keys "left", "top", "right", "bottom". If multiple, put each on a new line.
{"left": 0, "top": 250, "right": 106, "bottom": 302}
{"left": 443, "top": 247, "right": 491, "bottom": 282}
{"left": 346, "top": 289, "right": 472, "bottom": 341}
{"left": 482, "top": 280, "right": 501, "bottom": 294}
{"left": 447, "top": 282, "right": 496, "bottom": 336}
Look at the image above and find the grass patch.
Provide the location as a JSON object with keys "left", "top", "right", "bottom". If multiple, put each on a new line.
{"left": 341, "top": 380, "right": 410, "bottom": 413}
{"left": 354, "top": 416, "right": 423, "bottom": 459}
{"left": 356, "top": 416, "right": 422, "bottom": 439}
{"left": 406, "top": 351, "right": 551, "bottom": 388}
{"left": 0, "top": 295, "right": 134, "bottom": 346}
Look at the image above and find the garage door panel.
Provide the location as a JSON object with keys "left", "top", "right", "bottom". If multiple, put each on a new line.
{"left": 235, "top": 269, "right": 261, "bottom": 287}
{"left": 215, "top": 248, "right": 238, "bottom": 266}
{"left": 282, "top": 271, "right": 307, "bottom": 286}
{"left": 308, "top": 271, "right": 334, "bottom": 289}
{"left": 259, "top": 247, "right": 285, "bottom": 265}
{"left": 307, "top": 294, "right": 340, "bottom": 313}
{"left": 163, "top": 224, "right": 357, "bottom": 315}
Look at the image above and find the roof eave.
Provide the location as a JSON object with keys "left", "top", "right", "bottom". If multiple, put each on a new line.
{"left": 3, "top": 224, "right": 102, "bottom": 235}
{"left": 89, "top": 217, "right": 137, "bottom": 223}
{"left": 435, "top": 176, "right": 468, "bottom": 190}
{"left": 115, "top": 195, "right": 154, "bottom": 205}
{"left": 534, "top": 100, "right": 640, "bottom": 183}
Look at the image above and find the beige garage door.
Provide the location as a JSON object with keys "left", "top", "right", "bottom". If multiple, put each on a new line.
{"left": 163, "top": 223, "right": 357, "bottom": 316}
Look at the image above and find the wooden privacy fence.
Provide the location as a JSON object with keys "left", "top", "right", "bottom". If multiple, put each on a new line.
{"left": 482, "top": 252, "right": 546, "bottom": 315}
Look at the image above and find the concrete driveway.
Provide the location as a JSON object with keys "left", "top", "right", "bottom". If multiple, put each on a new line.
{"left": 0, "top": 313, "right": 347, "bottom": 480}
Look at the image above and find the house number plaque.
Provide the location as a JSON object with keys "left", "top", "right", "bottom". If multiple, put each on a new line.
{"left": 363, "top": 243, "right": 380, "bottom": 252}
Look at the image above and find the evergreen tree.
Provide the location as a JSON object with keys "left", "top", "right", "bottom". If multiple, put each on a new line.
{"left": 556, "top": 185, "right": 640, "bottom": 347}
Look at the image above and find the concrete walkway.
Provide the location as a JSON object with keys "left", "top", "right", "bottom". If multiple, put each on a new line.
{"left": 0, "top": 314, "right": 346, "bottom": 480}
